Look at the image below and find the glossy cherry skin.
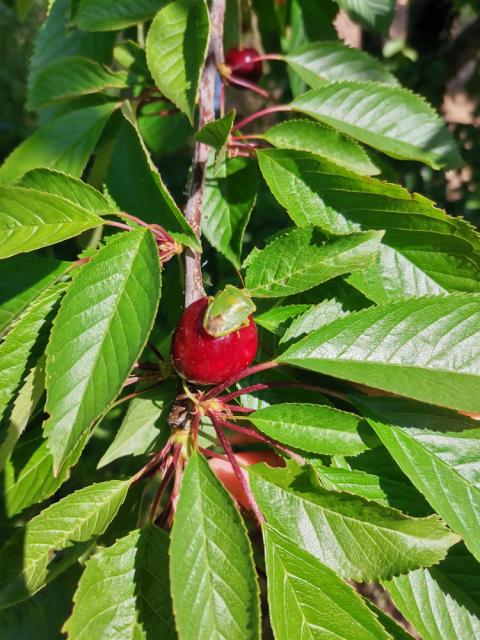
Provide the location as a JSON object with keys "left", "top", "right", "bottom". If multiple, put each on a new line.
{"left": 225, "top": 47, "right": 263, "bottom": 83}
{"left": 209, "top": 451, "right": 284, "bottom": 509}
{"left": 171, "top": 297, "right": 258, "bottom": 385}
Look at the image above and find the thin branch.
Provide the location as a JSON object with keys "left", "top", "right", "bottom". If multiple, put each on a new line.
{"left": 204, "top": 360, "right": 280, "bottom": 399}
{"left": 220, "top": 380, "right": 352, "bottom": 405}
{"left": 231, "top": 105, "right": 291, "bottom": 133}
{"left": 183, "top": 0, "right": 226, "bottom": 306}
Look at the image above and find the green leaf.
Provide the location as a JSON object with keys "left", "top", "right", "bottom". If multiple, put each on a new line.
{"left": 0, "top": 255, "right": 68, "bottom": 336}
{"left": 64, "top": 525, "right": 174, "bottom": 639}
{"left": 0, "top": 480, "right": 129, "bottom": 609}
{"left": 0, "top": 567, "right": 81, "bottom": 640}
{"left": 245, "top": 227, "right": 383, "bottom": 298}
{"left": 313, "top": 464, "right": 432, "bottom": 517}
{"left": 338, "top": 0, "right": 395, "bottom": 32}
{"left": 98, "top": 380, "right": 176, "bottom": 468}
{"left": 280, "top": 298, "right": 348, "bottom": 343}
{"left": 264, "top": 525, "right": 390, "bottom": 640}
{"left": 107, "top": 116, "right": 199, "bottom": 248}
{"left": 203, "top": 156, "right": 259, "bottom": 268}
{"left": 170, "top": 452, "right": 260, "bottom": 639}
{"left": 254, "top": 304, "right": 310, "bottom": 335}
{"left": 196, "top": 111, "right": 235, "bottom": 150}
{"left": 0, "top": 283, "right": 65, "bottom": 429}
{"left": 3, "top": 426, "right": 89, "bottom": 517}
{"left": 250, "top": 403, "right": 376, "bottom": 456}
{"left": 292, "top": 82, "right": 461, "bottom": 169}
{"left": 0, "top": 356, "right": 45, "bottom": 472}
{"left": 20, "top": 169, "right": 116, "bottom": 214}
{"left": 28, "top": 0, "right": 115, "bottom": 93}
{"left": 384, "top": 544, "right": 480, "bottom": 639}
{"left": 15, "top": 0, "right": 36, "bottom": 20}
{"left": 44, "top": 229, "right": 161, "bottom": 472}
{"left": 287, "top": 41, "right": 398, "bottom": 88}
{"left": 262, "top": 120, "right": 380, "bottom": 175}
{"left": 0, "top": 103, "right": 117, "bottom": 185}
{"left": 0, "top": 186, "right": 103, "bottom": 258}
{"left": 146, "top": 0, "right": 210, "bottom": 123}
{"left": 250, "top": 461, "right": 458, "bottom": 582}
{"left": 280, "top": 295, "right": 480, "bottom": 413}
{"left": 357, "top": 395, "right": 480, "bottom": 562}
{"left": 257, "top": 149, "right": 480, "bottom": 301}
{"left": 28, "top": 56, "right": 127, "bottom": 110}
{"left": 75, "top": 0, "right": 165, "bottom": 30}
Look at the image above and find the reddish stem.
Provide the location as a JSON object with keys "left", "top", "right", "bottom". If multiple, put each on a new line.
{"left": 199, "top": 446, "right": 227, "bottom": 461}
{"left": 204, "top": 361, "right": 280, "bottom": 400}
{"left": 220, "top": 380, "right": 351, "bottom": 404}
{"left": 191, "top": 410, "right": 200, "bottom": 446}
{"left": 224, "top": 404, "right": 255, "bottom": 414}
{"left": 210, "top": 412, "right": 264, "bottom": 524}
{"left": 113, "top": 381, "right": 163, "bottom": 407}
{"left": 232, "top": 105, "right": 291, "bottom": 132}
{"left": 132, "top": 441, "right": 173, "bottom": 484}
{"left": 215, "top": 416, "right": 305, "bottom": 464}
{"left": 105, "top": 220, "right": 134, "bottom": 232}
{"left": 149, "top": 460, "right": 176, "bottom": 521}
{"left": 228, "top": 53, "right": 284, "bottom": 71}
{"left": 228, "top": 74, "right": 269, "bottom": 98}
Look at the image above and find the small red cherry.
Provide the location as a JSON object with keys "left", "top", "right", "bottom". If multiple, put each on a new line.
{"left": 225, "top": 47, "right": 263, "bottom": 84}
{"left": 171, "top": 297, "right": 258, "bottom": 385}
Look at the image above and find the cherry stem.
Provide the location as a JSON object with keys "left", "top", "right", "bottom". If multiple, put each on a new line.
{"left": 105, "top": 220, "right": 134, "bottom": 232}
{"left": 220, "top": 380, "right": 352, "bottom": 405}
{"left": 209, "top": 412, "right": 265, "bottom": 524}
{"left": 215, "top": 416, "right": 305, "bottom": 464}
{"left": 198, "top": 446, "right": 226, "bottom": 460}
{"left": 112, "top": 380, "right": 163, "bottom": 408}
{"left": 123, "top": 373, "right": 161, "bottom": 387}
{"left": 134, "top": 362, "right": 159, "bottom": 372}
{"left": 228, "top": 74, "right": 269, "bottom": 98}
{"left": 191, "top": 410, "right": 200, "bottom": 446}
{"left": 147, "top": 341, "right": 164, "bottom": 362}
{"left": 204, "top": 360, "right": 280, "bottom": 400}
{"left": 228, "top": 53, "right": 284, "bottom": 71}
{"left": 132, "top": 441, "right": 173, "bottom": 484}
{"left": 231, "top": 105, "right": 291, "bottom": 132}
{"left": 224, "top": 404, "right": 255, "bottom": 414}
{"left": 149, "top": 458, "right": 176, "bottom": 521}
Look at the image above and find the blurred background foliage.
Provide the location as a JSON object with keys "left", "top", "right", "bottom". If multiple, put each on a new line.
{"left": 1, "top": 0, "right": 479, "bottom": 231}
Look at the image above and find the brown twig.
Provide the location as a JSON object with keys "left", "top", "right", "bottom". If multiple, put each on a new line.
{"left": 183, "top": 0, "right": 226, "bottom": 306}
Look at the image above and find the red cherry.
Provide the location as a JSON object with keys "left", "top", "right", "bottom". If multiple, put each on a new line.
{"left": 209, "top": 450, "right": 284, "bottom": 509}
{"left": 225, "top": 47, "right": 263, "bottom": 84}
{"left": 171, "top": 297, "right": 258, "bottom": 385}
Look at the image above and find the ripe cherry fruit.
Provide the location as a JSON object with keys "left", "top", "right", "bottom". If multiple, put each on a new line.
{"left": 171, "top": 296, "right": 258, "bottom": 385}
{"left": 225, "top": 47, "right": 263, "bottom": 84}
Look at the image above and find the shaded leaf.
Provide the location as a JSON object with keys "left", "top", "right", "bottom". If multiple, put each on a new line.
{"left": 44, "top": 229, "right": 161, "bottom": 472}
{"left": 0, "top": 104, "right": 117, "bottom": 185}
{"left": 64, "top": 525, "right": 174, "bottom": 639}
{"left": 292, "top": 82, "right": 461, "bottom": 169}
{"left": 28, "top": 56, "right": 127, "bottom": 110}
{"left": 0, "top": 480, "right": 129, "bottom": 609}
{"left": 98, "top": 380, "right": 176, "bottom": 468}
{"left": 338, "top": 0, "right": 395, "bottom": 32}
{"left": 196, "top": 111, "right": 235, "bottom": 150}
{"left": 107, "top": 116, "right": 199, "bottom": 248}
{"left": 280, "top": 298, "right": 348, "bottom": 343}
{"left": 0, "top": 255, "right": 68, "bottom": 336}
{"left": 146, "top": 0, "right": 210, "bottom": 123}
{"left": 170, "top": 452, "right": 260, "bottom": 639}
{"left": 75, "top": 0, "right": 165, "bottom": 30}
{"left": 203, "top": 156, "right": 259, "bottom": 268}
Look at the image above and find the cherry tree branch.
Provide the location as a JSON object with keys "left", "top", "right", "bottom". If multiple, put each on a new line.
{"left": 183, "top": 0, "right": 225, "bottom": 306}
